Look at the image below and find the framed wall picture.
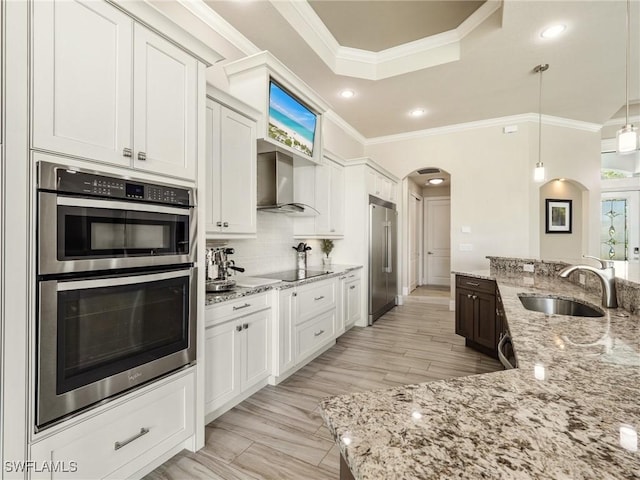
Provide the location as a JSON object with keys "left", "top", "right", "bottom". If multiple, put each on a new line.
{"left": 545, "top": 199, "right": 572, "bottom": 233}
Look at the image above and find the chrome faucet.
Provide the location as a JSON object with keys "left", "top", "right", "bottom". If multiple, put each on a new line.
{"left": 559, "top": 255, "right": 618, "bottom": 308}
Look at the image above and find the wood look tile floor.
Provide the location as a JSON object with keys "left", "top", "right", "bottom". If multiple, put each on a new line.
{"left": 145, "top": 302, "right": 502, "bottom": 480}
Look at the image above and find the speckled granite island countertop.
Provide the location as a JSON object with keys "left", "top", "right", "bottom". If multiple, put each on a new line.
{"left": 205, "top": 264, "right": 362, "bottom": 306}
{"left": 320, "top": 269, "right": 640, "bottom": 479}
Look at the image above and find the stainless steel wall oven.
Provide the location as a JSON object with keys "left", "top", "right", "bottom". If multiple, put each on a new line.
{"left": 36, "top": 162, "right": 197, "bottom": 429}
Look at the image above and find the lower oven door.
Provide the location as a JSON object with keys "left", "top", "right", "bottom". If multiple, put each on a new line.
{"left": 37, "top": 267, "right": 196, "bottom": 429}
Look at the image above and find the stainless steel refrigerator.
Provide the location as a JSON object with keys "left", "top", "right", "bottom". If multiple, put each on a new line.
{"left": 369, "top": 196, "right": 398, "bottom": 325}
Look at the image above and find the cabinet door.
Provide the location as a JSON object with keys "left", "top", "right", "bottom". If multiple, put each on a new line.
{"left": 133, "top": 24, "right": 197, "bottom": 179}
{"left": 345, "top": 279, "right": 361, "bottom": 328}
{"left": 314, "top": 162, "right": 331, "bottom": 234}
{"left": 336, "top": 278, "right": 346, "bottom": 336}
{"left": 329, "top": 161, "right": 345, "bottom": 235}
{"left": 32, "top": 0, "right": 133, "bottom": 165}
{"left": 455, "top": 287, "right": 475, "bottom": 339}
{"left": 276, "top": 290, "right": 296, "bottom": 376}
{"left": 219, "top": 107, "right": 257, "bottom": 234}
{"left": 205, "top": 100, "right": 222, "bottom": 232}
{"left": 474, "top": 291, "right": 497, "bottom": 350}
{"left": 241, "top": 309, "right": 270, "bottom": 390}
{"left": 204, "top": 320, "right": 240, "bottom": 414}
{"left": 366, "top": 169, "right": 379, "bottom": 196}
{"left": 379, "top": 175, "right": 392, "bottom": 201}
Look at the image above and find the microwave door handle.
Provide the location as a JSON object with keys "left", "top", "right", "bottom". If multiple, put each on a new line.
{"left": 56, "top": 269, "right": 190, "bottom": 291}
{"left": 56, "top": 196, "right": 188, "bottom": 216}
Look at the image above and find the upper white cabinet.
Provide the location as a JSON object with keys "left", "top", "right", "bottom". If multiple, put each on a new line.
{"left": 132, "top": 25, "right": 197, "bottom": 179}
{"left": 367, "top": 167, "right": 396, "bottom": 203}
{"left": 294, "top": 157, "right": 345, "bottom": 238}
{"left": 205, "top": 98, "right": 257, "bottom": 237}
{"left": 32, "top": 0, "right": 198, "bottom": 180}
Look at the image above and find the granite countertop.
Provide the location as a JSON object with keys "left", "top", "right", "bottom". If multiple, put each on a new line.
{"left": 320, "top": 271, "right": 640, "bottom": 479}
{"left": 205, "top": 264, "right": 362, "bottom": 306}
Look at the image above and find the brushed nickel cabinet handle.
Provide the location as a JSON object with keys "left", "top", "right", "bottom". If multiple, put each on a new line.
{"left": 114, "top": 427, "right": 149, "bottom": 451}
{"left": 233, "top": 303, "right": 251, "bottom": 311}
{"left": 314, "top": 330, "right": 325, "bottom": 337}
{"left": 339, "top": 276, "right": 347, "bottom": 280}
{"left": 466, "top": 281, "right": 480, "bottom": 287}
{"left": 137, "top": 151, "right": 146, "bottom": 161}
{"left": 314, "top": 296, "right": 325, "bottom": 301}
{"left": 122, "top": 147, "right": 132, "bottom": 157}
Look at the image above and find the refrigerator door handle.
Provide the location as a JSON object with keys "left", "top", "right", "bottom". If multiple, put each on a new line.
{"left": 383, "top": 223, "right": 388, "bottom": 272}
{"left": 386, "top": 220, "right": 393, "bottom": 273}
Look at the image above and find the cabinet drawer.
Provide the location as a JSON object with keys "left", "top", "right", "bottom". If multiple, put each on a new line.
{"left": 31, "top": 372, "right": 194, "bottom": 480}
{"left": 206, "top": 292, "right": 269, "bottom": 326}
{"left": 296, "top": 280, "right": 336, "bottom": 325}
{"left": 456, "top": 275, "right": 495, "bottom": 294}
{"left": 296, "top": 310, "right": 335, "bottom": 361}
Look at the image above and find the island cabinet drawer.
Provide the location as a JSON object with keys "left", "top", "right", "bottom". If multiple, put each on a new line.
{"left": 456, "top": 275, "right": 495, "bottom": 294}
{"left": 296, "top": 309, "right": 335, "bottom": 361}
{"left": 30, "top": 372, "right": 194, "bottom": 480}
{"left": 206, "top": 292, "right": 270, "bottom": 326}
{"left": 296, "top": 280, "right": 336, "bottom": 325}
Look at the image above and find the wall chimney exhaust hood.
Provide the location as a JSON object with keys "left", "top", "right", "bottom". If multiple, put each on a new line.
{"left": 257, "top": 151, "right": 318, "bottom": 215}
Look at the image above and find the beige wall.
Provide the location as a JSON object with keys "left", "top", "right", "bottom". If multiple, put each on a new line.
{"left": 422, "top": 185, "right": 451, "bottom": 197}
{"left": 323, "top": 117, "right": 365, "bottom": 160}
{"left": 365, "top": 120, "right": 602, "bottom": 280}
{"left": 539, "top": 180, "right": 585, "bottom": 262}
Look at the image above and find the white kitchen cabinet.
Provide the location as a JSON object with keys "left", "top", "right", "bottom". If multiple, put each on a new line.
{"left": 270, "top": 277, "right": 338, "bottom": 384}
{"left": 32, "top": 0, "right": 198, "bottom": 180}
{"left": 204, "top": 295, "right": 270, "bottom": 418}
{"left": 367, "top": 167, "right": 397, "bottom": 203}
{"left": 132, "top": 24, "right": 197, "bottom": 179}
{"left": 345, "top": 273, "right": 362, "bottom": 329}
{"left": 30, "top": 371, "right": 194, "bottom": 480}
{"left": 205, "top": 99, "right": 257, "bottom": 237}
{"left": 293, "top": 158, "right": 345, "bottom": 238}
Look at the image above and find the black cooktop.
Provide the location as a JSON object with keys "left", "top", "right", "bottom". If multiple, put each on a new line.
{"left": 259, "top": 269, "right": 333, "bottom": 282}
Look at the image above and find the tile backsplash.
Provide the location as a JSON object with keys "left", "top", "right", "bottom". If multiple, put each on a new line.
{"left": 206, "top": 212, "right": 324, "bottom": 276}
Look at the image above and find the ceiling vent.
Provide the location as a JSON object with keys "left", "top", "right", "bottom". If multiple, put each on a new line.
{"left": 417, "top": 168, "right": 440, "bottom": 175}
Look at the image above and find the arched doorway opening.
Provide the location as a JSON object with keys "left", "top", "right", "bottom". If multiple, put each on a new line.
{"left": 405, "top": 167, "right": 451, "bottom": 302}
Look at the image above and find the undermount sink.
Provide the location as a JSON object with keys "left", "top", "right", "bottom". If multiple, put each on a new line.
{"left": 518, "top": 294, "right": 604, "bottom": 318}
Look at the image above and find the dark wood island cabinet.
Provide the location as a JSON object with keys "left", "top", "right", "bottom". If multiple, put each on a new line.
{"left": 455, "top": 275, "right": 501, "bottom": 358}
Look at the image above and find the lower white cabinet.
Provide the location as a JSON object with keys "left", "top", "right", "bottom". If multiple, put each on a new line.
{"left": 345, "top": 273, "right": 362, "bottom": 329}
{"left": 30, "top": 371, "right": 194, "bottom": 480}
{"left": 296, "top": 309, "right": 335, "bottom": 361}
{"left": 204, "top": 294, "right": 271, "bottom": 418}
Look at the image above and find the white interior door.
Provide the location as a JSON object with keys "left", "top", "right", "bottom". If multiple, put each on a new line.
{"left": 424, "top": 198, "right": 451, "bottom": 286}
{"left": 408, "top": 194, "right": 422, "bottom": 291}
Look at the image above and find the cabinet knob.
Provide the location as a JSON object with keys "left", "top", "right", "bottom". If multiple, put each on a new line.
{"left": 350, "top": 285, "right": 356, "bottom": 290}
{"left": 292, "top": 292, "right": 297, "bottom": 297}
{"left": 223, "top": 222, "right": 229, "bottom": 227}
{"left": 122, "top": 147, "right": 132, "bottom": 158}
{"left": 242, "top": 323, "right": 249, "bottom": 330}
{"left": 137, "top": 151, "right": 146, "bottom": 161}
{"left": 236, "top": 325, "right": 243, "bottom": 332}
{"left": 472, "top": 294, "right": 478, "bottom": 300}
{"left": 467, "top": 294, "right": 472, "bottom": 299}
{"left": 216, "top": 221, "right": 222, "bottom": 227}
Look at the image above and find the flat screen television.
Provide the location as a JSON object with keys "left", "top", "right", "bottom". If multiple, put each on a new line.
{"left": 268, "top": 79, "right": 318, "bottom": 158}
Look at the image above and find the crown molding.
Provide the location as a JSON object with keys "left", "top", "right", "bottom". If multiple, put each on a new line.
{"left": 603, "top": 115, "right": 640, "bottom": 127}
{"left": 365, "top": 113, "right": 602, "bottom": 145}
{"left": 176, "top": 0, "right": 260, "bottom": 56}
{"left": 269, "top": 0, "right": 502, "bottom": 80}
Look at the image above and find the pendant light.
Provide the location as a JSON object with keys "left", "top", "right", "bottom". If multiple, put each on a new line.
{"left": 616, "top": 0, "right": 638, "bottom": 154}
{"left": 533, "top": 63, "right": 549, "bottom": 183}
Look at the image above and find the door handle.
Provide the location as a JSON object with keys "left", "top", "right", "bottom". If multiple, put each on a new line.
{"left": 114, "top": 427, "right": 150, "bottom": 451}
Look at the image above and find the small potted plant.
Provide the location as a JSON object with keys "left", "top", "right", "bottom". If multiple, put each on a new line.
{"left": 320, "top": 239, "right": 334, "bottom": 268}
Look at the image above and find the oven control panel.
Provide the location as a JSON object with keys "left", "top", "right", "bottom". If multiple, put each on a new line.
{"left": 53, "top": 168, "right": 191, "bottom": 206}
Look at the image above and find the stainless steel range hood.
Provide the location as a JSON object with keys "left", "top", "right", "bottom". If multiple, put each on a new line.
{"left": 257, "top": 151, "right": 318, "bottom": 215}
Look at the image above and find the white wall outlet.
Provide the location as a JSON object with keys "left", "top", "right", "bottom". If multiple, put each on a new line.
{"left": 461, "top": 225, "right": 471, "bottom": 233}
{"left": 459, "top": 243, "right": 473, "bottom": 251}
{"left": 579, "top": 274, "right": 586, "bottom": 285}
{"left": 523, "top": 263, "right": 534, "bottom": 273}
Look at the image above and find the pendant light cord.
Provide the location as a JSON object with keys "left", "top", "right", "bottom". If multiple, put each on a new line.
{"left": 625, "top": 0, "right": 630, "bottom": 126}
{"left": 538, "top": 67, "right": 543, "bottom": 164}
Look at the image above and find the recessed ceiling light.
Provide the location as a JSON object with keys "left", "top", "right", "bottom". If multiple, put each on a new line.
{"left": 427, "top": 178, "right": 444, "bottom": 185}
{"left": 340, "top": 89, "right": 355, "bottom": 98}
{"left": 541, "top": 24, "right": 566, "bottom": 39}
{"left": 410, "top": 108, "right": 426, "bottom": 117}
